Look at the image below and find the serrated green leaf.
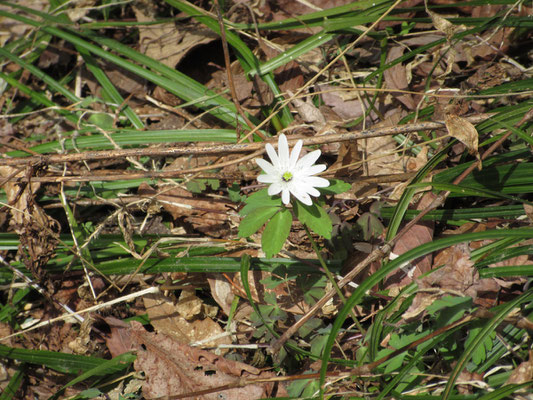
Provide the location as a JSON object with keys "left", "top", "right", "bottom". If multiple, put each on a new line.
{"left": 186, "top": 179, "right": 207, "bottom": 194}
{"left": 228, "top": 182, "right": 244, "bottom": 203}
{"left": 238, "top": 206, "right": 280, "bottom": 237}
{"left": 207, "top": 179, "right": 220, "bottom": 190}
{"left": 293, "top": 200, "right": 333, "bottom": 239}
{"left": 262, "top": 208, "right": 292, "bottom": 257}
{"left": 240, "top": 188, "right": 282, "bottom": 216}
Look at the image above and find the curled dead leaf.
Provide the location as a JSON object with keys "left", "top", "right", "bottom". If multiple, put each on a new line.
{"left": 445, "top": 114, "right": 481, "bottom": 169}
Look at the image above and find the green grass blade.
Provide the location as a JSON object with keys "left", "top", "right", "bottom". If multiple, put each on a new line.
{"left": 385, "top": 142, "right": 452, "bottom": 241}
{"left": 319, "top": 228, "right": 533, "bottom": 396}
{"left": 442, "top": 289, "right": 533, "bottom": 400}
{"left": 0, "top": 365, "right": 24, "bottom": 400}
{"left": 76, "top": 45, "right": 144, "bottom": 129}
{"left": 0, "top": 344, "right": 125, "bottom": 375}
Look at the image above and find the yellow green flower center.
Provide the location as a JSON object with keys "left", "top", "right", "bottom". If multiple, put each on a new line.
{"left": 282, "top": 171, "right": 293, "bottom": 182}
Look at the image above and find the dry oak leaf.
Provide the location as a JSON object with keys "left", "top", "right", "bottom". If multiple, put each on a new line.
{"left": 130, "top": 321, "right": 284, "bottom": 399}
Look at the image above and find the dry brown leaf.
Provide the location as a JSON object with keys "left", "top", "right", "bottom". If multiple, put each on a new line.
{"left": 386, "top": 192, "right": 436, "bottom": 289}
{"left": 104, "top": 316, "right": 134, "bottom": 358}
{"left": 524, "top": 204, "right": 533, "bottom": 224}
{"left": 384, "top": 46, "right": 416, "bottom": 109}
{"left": 207, "top": 274, "right": 235, "bottom": 316}
{"left": 426, "top": 9, "right": 456, "bottom": 41}
{"left": 130, "top": 321, "right": 283, "bottom": 399}
{"left": 132, "top": 3, "right": 217, "bottom": 69}
{"left": 138, "top": 183, "right": 238, "bottom": 237}
{"left": 143, "top": 292, "right": 230, "bottom": 349}
{"left": 445, "top": 114, "right": 481, "bottom": 168}
{"left": 0, "top": 166, "right": 59, "bottom": 280}
{"left": 505, "top": 353, "right": 533, "bottom": 386}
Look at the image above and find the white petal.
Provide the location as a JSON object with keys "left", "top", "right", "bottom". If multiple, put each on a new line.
{"left": 288, "top": 139, "right": 303, "bottom": 170}
{"left": 291, "top": 186, "right": 312, "bottom": 205}
{"left": 257, "top": 174, "right": 277, "bottom": 183}
{"left": 277, "top": 134, "right": 290, "bottom": 170}
{"left": 255, "top": 158, "right": 277, "bottom": 175}
{"left": 302, "top": 164, "right": 327, "bottom": 176}
{"left": 281, "top": 189, "right": 290, "bottom": 205}
{"left": 268, "top": 182, "right": 283, "bottom": 196}
{"left": 296, "top": 149, "right": 321, "bottom": 170}
{"left": 304, "top": 186, "right": 321, "bottom": 197}
{"left": 265, "top": 142, "right": 280, "bottom": 167}
{"left": 302, "top": 176, "right": 330, "bottom": 188}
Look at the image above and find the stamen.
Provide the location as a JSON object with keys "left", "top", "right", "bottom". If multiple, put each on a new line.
{"left": 282, "top": 172, "right": 293, "bottom": 182}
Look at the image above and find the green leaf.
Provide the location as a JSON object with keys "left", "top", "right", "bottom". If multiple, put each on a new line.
{"left": 228, "top": 182, "right": 244, "bottom": 203}
{"left": 240, "top": 188, "right": 282, "bottom": 216}
{"left": 238, "top": 206, "right": 280, "bottom": 238}
{"left": 207, "top": 179, "right": 220, "bottom": 190}
{"left": 186, "top": 179, "right": 207, "bottom": 194}
{"left": 293, "top": 200, "right": 332, "bottom": 239}
{"left": 426, "top": 296, "right": 472, "bottom": 327}
{"left": 262, "top": 208, "right": 292, "bottom": 257}
{"left": 319, "top": 179, "right": 350, "bottom": 195}
{"left": 88, "top": 113, "right": 114, "bottom": 129}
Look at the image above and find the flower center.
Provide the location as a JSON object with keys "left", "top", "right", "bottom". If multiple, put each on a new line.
{"left": 282, "top": 171, "right": 293, "bottom": 182}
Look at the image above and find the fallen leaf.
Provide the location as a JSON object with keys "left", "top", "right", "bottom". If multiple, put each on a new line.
{"left": 445, "top": 114, "right": 481, "bottom": 168}
{"left": 426, "top": 9, "right": 457, "bottom": 41}
{"left": 142, "top": 291, "right": 230, "bottom": 353}
{"left": 505, "top": 353, "right": 533, "bottom": 386}
{"left": 524, "top": 204, "right": 533, "bottom": 224}
{"left": 132, "top": 3, "right": 217, "bottom": 69}
{"left": 384, "top": 46, "right": 416, "bottom": 109}
{"left": 138, "top": 183, "right": 238, "bottom": 237}
{"left": 386, "top": 192, "right": 436, "bottom": 288}
{"left": 130, "top": 321, "right": 283, "bottom": 399}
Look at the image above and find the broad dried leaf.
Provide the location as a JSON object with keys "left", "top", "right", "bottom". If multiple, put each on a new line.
{"left": 138, "top": 183, "right": 238, "bottom": 237}
{"left": 133, "top": 4, "right": 217, "bottom": 68}
{"left": 505, "top": 355, "right": 533, "bottom": 386}
{"left": 384, "top": 46, "right": 416, "bottom": 109}
{"left": 143, "top": 292, "right": 230, "bottom": 349}
{"left": 445, "top": 114, "right": 481, "bottom": 167}
{"left": 524, "top": 204, "right": 533, "bottom": 224}
{"left": 386, "top": 192, "right": 436, "bottom": 288}
{"left": 130, "top": 321, "right": 283, "bottom": 399}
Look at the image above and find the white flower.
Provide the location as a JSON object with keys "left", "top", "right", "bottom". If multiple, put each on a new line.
{"left": 255, "top": 134, "right": 329, "bottom": 206}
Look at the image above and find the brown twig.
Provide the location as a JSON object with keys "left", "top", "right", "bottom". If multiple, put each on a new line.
{"left": 0, "top": 116, "right": 489, "bottom": 170}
